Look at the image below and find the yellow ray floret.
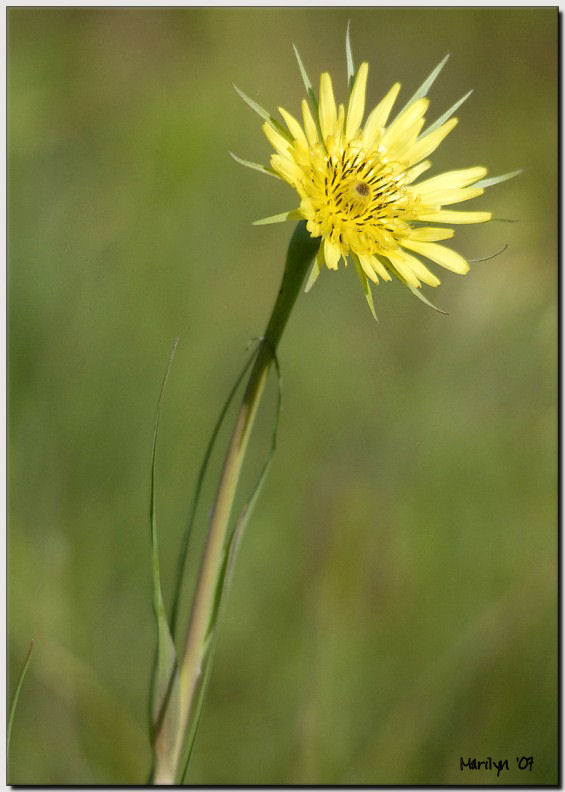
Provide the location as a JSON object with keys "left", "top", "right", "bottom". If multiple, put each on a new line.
{"left": 235, "top": 37, "right": 517, "bottom": 317}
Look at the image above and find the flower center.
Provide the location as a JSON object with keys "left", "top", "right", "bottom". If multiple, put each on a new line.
{"left": 323, "top": 150, "right": 408, "bottom": 225}
{"left": 299, "top": 145, "right": 414, "bottom": 255}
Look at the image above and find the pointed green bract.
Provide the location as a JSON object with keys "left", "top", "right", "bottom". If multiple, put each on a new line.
{"left": 395, "top": 54, "right": 450, "bottom": 120}
{"left": 292, "top": 44, "right": 318, "bottom": 112}
{"left": 345, "top": 21, "right": 355, "bottom": 93}
{"left": 304, "top": 258, "right": 322, "bottom": 292}
{"left": 8, "top": 641, "right": 34, "bottom": 754}
{"left": 353, "top": 255, "right": 378, "bottom": 321}
{"left": 253, "top": 210, "right": 301, "bottom": 226}
{"left": 422, "top": 90, "right": 472, "bottom": 138}
{"left": 473, "top": 170, "right": 523, "bottom": 190}
{"left": 229, "top": 152, "right": 280, "bottom": 180}
{"left": 468, "top": 243, "right": 508, "bottom": 263}
{"left": 292, "top": 43, "right": 325, "bottom": 149}
{"left": 408, "top": 285, "right": 449, "bottom": 314}
{"left": 233, "top": 84, "right": 291, "bottom": 139}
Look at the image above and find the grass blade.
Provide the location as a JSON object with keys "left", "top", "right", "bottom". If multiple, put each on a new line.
{"left": 8, "top": 641, "right": 34, "bottom": 754}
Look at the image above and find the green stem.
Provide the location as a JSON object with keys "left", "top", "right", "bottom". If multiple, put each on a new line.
{"left": 163, "top": 222, "right": 318, "bottom": 783}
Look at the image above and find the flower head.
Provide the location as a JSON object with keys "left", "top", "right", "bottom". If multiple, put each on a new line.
{"left": 233, "top": 31, "right": 518, "bottom": 317}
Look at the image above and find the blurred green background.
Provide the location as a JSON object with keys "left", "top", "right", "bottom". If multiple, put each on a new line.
{"left": 8, "top": 7, "right": 557, "bottom": 785}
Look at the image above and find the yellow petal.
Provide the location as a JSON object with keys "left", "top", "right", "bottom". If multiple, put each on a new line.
{"left": 415, "top": 186, "right": 484, "bottom": 206}
{"left": 401, "top": 240, "right": 469, "bottom": 274}
{"left": 270, "top": 154, "right": 301, "bottom": 185}
{"left": 357, "top": 253, "right": 379, "bottom": 283}
{"left": 324, "top": 236, "right": 341, "bottom": 270}
{"left": 395, "top": 250, "right": 441, "bottom": 287}
{"left": 386, "top": 252, "right": 420, "bottom": 288}
{"left": 417, "top": 209, "right": 492, "bottom": 224}
{"left": 404, "top": 160, "right": 432, "bottom": 184}
{"left": 405, "top": 118, "right": 458, "bottom": 166}
{"left": 278, "top": 107, "right": 308, "bottom": 148}
{"left": 404, "top": 227, "right": 455, "bottom": 242}
{"left": 345, "top": 62, "right": 369, "bottom": 141}
{"left": 301, "top": 99, "right": 319, "bottom": 147}
{"left": 328, "top": 104, "right": 345, "bottom": 155}
{"left": 361, "top": 83, "right": 401, "bottom": 148}
{"left": 319, "top": 72, "right": 337, "bottom": 141}
{"left": 371, "top": 255, "right": 392, "bottom": 281}
{"left": 263, "top": 122, "right": 291, "bottom": 156}
{"left": 386, "top": 117, "right": 426, "bottom": 160}
{"left": 336, "top": 103, "right": 345, "bottom": 137}
{"left": 412, "top": 166, "right": 487, "bottom": 194}
{"left": 382, "top": 97, "right": 429, "bottom": 148}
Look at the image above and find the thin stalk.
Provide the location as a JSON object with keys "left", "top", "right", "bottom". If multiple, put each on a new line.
{"left": 160, "top": 222, "right": 319, "bottom": 783}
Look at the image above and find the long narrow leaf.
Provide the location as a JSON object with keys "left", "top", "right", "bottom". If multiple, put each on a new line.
{"left": 149, "top": 339, "right": 181, "bottom": 782}
{"left": 169, "top": 349, "right": 258, "bottom": 637}
{"left": 225, "top": 344, "right": 282, "bottom": 589}
{"left": 178, "top": 341, "right": 283, "bottom": 784}
{"left": 7, "top": 641, "right": 34, "bottom": 754}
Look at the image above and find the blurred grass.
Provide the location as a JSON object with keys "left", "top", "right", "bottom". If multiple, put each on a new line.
{"left": 8, "top": 7, "right": 557, "bottom": 785}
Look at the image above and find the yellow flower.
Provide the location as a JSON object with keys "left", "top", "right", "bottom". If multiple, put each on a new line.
{"left": 233, "top": 32, "right": 519, "bottom": 317}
